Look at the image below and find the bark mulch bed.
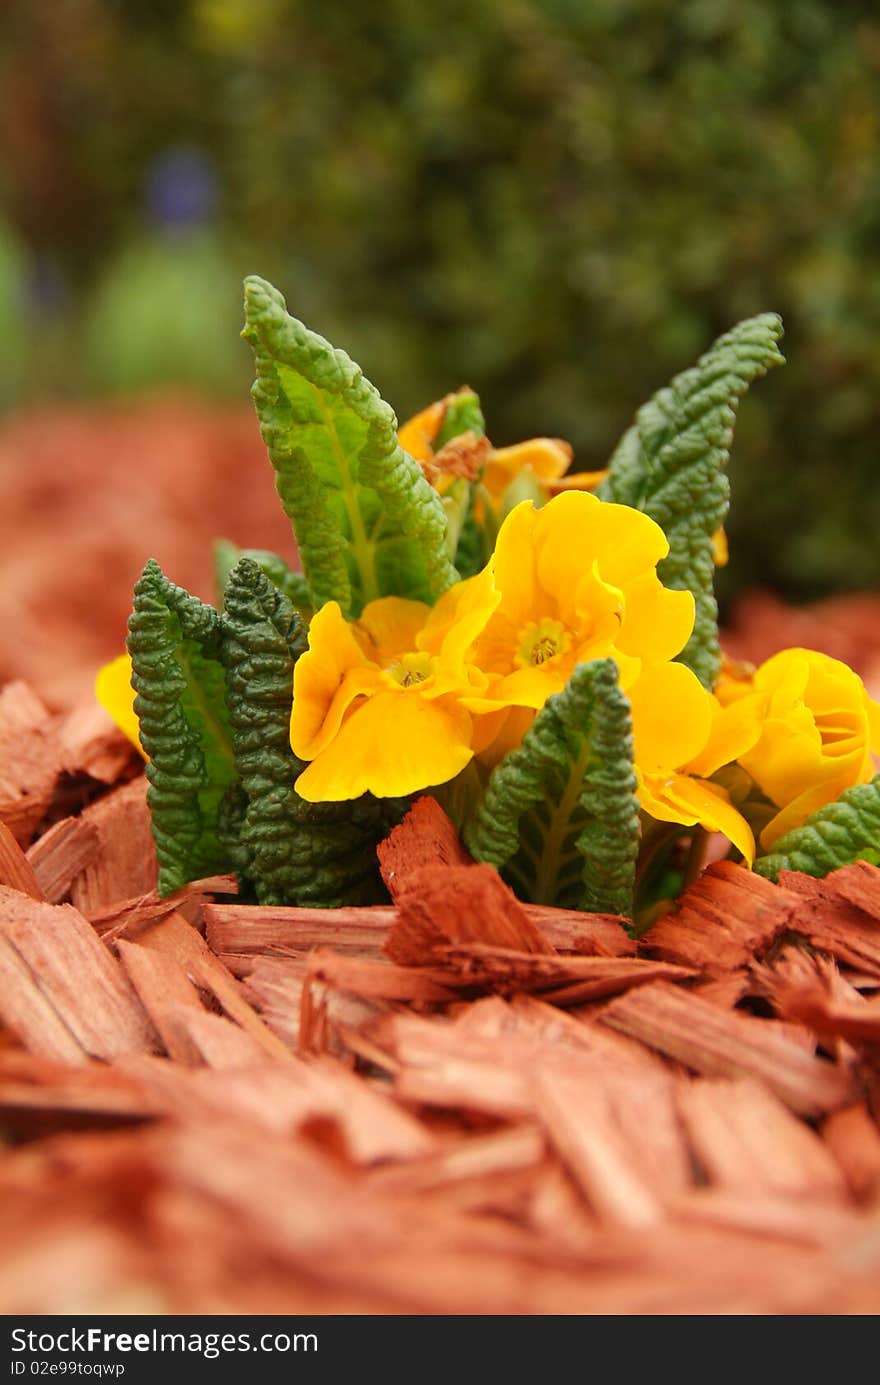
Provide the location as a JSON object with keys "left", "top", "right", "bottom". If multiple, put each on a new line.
{"left": 1, "top": 682, "right": 880, "bottom": 1314}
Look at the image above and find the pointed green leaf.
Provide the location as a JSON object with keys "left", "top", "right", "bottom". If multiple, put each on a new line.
{"left": 429, "top": 387, "right": 492, "bottom": 578}
{"left": 221, "top": 558, "right": 392, "bottom": 906}
{"left": 754, "top": 776, "right": 880, "bottom": 882}
{"left": 214, "top": 538, "right": 311, "bottom": 616}
{"left": 434, "top": 387, "right": 485, "bottom": 448}
{"left": 127, "top": 560, "right": 236, "bottom": 896}
{"left": 464, "top": 660, "right": 639, "bottom": 915}
{"left": 243, "top": 275, "right": 458, "bottom": 618}
{"left": 601, "top": 314, "right": 785, "bottom": 688}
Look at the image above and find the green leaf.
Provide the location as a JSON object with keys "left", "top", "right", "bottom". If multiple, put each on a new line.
{"left": 601, "top": 314, "right": 785, "bottom": 688}
{"left": 434, "top": 387, "right": 485, "bottom": 448}
{"left": 754, "top": 776, "right": 880, "bottom": 882}
{"left": 214, "top": 538, "right": 311, "bottom": 616}
{"left": 127, "top": 559, "right": 237, "bottom": 896}
{"left": 243, "top": 275, "right": 458, "bottom": 618}
{"left": 429, "top": 387, "right": 493, "bottom": 578}
{"left": 221, "top": 557, "right": 392, "bottom": 906}
{"left": 464, "top": 660, "right": 639, "bottom": 915}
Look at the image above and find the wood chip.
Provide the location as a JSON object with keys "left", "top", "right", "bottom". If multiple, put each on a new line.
{"left": 116, "top": 939, "right": 206, "bottom": 1063}
{"left": 0, "top": 682, "right": 63, "bottom": 844}
{"left": 821, "top": 1104, "right": 880, "bottom": 1199}
{"left": 644, "top": 860, "right": 795, "bottom": 977}
{"left": 600, "top": 981, "right": 854, "bottom": 1117}
{"left": 25, "top": 815, "right": 100, "bottom": 903}
{"left": 534, "top": 1067, "right": 664, "bottom": 1227}
{"left": 57, "top": 702, "right": 137, "bottom": 784}
{"left": 69, "top": 778, "right": 157, "bottom": 911}
{"left": 205, "top": 903, "right": 396, "bottom": 957}
{"left": 90, "top": 873, "right": 238, "bottom": 938}
{"left": 780, "top": 870, "right": 880, "bottom": 976}
{"left": 0, "top": 886, "right": 157, "bottom": 1060}
{"left": 0, "top": 818, "right": 45, "bottom": 900}
{"left": 387, "top": 862, "right": 553, "bottom": 962}
{"left": 676, "top": 1077, "right": 847, "bottom": 1198}
{"left": 377, "top": 796, "right": 473, "bottom": 901}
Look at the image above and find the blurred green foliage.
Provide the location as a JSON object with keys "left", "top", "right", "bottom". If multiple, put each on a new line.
{"left": 1, "top": 0, "right": 880, "bottom": 600}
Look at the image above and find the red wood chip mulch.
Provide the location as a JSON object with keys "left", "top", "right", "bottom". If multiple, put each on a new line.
{"left": 1, "top": 690, "right": 880, "bottom": 1315}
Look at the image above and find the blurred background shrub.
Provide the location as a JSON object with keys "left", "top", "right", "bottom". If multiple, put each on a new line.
{"left": 1, "top": 0, "right": 879, "bottom": 602}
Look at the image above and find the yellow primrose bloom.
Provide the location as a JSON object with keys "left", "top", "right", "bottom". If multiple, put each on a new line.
{"left": 467, "top": 491, "right": 696, "bottom": 714}
{"left": 627, "top": 662, "right": 758, "bottom": 863}
{"left": 725, "top": 648, "right": 880, "bottom": 849}
{"left": 95, "top": 653, "right": 145, "bottom": 756}
{"left": 290, "top": 568, "right": 502, "bottom": 801}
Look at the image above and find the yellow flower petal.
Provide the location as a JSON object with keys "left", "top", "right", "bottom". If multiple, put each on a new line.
{"left": 628, "top": 662, "right": 715, "bottom": 772}
{"left": 290, "top": 601, "right": 381, "bottom": 761}
{"left": 419, "top": 564, "right": 500, "bottom": 669}
{"left": 489, "top": 500, "right": 543, "bottom": 629}
{"left": 639, "top": 771, "right": 755, "bottom": 865}
{"left": 95, "top": 653, "right": 144, "bottom": 756}
{"left": 294, "top": 691, "right": 474, "bottom": 801}
{"left": 534, "top": 491, "right": 670, "bottom": 593}
{"left": 356, "top": 597, "right": 432, "bottom": 666}
{"left": 615, "top": 572, "right": 695, "bottom": 664}
{"left": 685, "top": 688, "right": 764, "bottom": 779}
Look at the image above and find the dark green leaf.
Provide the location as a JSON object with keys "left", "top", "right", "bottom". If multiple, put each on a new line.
{"left": 127, "top": 559, "right": 236, "bottom": 896}
{"left": 214, "top": 538, "right": 311, "bottom": 616}
{"left": 464, "top": 659, "right": 639, "bottom": 914}
{"left": 221, "top": 557, "right": 392, "bottom": 906}
{"left": 601, "top": 314, "right": 785, "bottom": 688}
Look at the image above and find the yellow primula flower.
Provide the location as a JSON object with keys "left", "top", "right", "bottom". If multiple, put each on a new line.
{"left": 467, "top": 491, "right": 696, "bottom": 714}
{"left": 94, "top": 652, "right": 145, "bottom": 756}
{"left": 627, "top": 662, "right": 758, "bottom": 864}
{"left": 289, "top": 567, "right": 503, "bottom": 801}
{"left": 722, "top": 647, "right": 880, "bottom": 849}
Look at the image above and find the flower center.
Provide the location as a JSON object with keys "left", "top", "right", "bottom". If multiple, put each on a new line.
{"left": 388, "top": 651, "right": 434, "bottom": 688}
{"left": 516, "top": 618, "right": 571, "bottom": 669}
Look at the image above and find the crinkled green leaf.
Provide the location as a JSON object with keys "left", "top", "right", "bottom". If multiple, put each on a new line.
{"left": 754, "top": 776, "right": 880, "bottom": 882}
{"left": 243, "top": 275, "right": 457, "bottom": 618}
{"left": 221, "top": 557, "right": 393, "bottom": 906}
{"left": 464, "top": 660, "right": 639, "bottom": 914}
{"left": 214, "top": 538, "right": 311, "bottom": 616}
{"left": 127, "top": 559, "right": 236, "bottom": 896}
{"left": 601, "top": 314, "right": 785, "bottom": 688}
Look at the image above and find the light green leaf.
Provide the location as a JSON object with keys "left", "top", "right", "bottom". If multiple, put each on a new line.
{"left": 243, "top": 275, "right": 458, "bottom": 617}
{"left": 464, "top": 660, "right": 639, "bottom": 914}
{"left": 222, "top": 558, "right": 393, "bottom": 906}
{"left": 754, "top": 776, "right": 880, "bottom": 882}
{"left": 601, "top": 314, "right": 785, "bottom": 688}
{"left": 127, "top": 559, "right": 236, "bottom": 896}
{"left": 434, "top": 387, "right": 485, "bottom": 448}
